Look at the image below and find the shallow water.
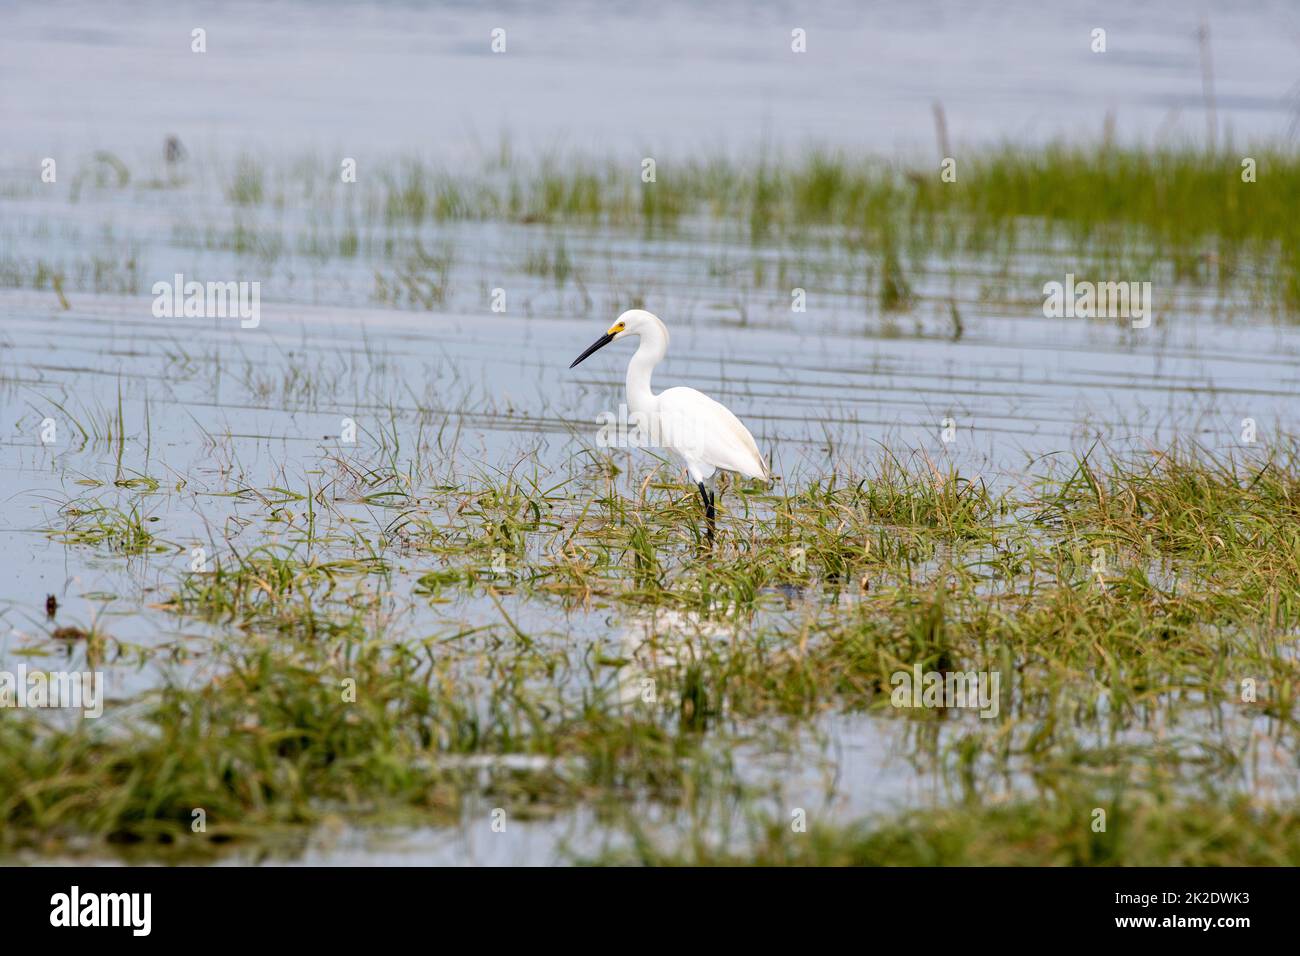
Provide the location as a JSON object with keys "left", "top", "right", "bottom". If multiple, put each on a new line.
{"left": 5, "top": 0, "right": 1299, "bottom": 160}
{"left": 4, "top": 0, "right": 1300, "bottom": 864}
{"left": 3, "top": 265, "right": 1295, "bottom": 859}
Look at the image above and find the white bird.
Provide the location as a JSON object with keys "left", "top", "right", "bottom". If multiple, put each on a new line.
{"left": 569, "top": 309, "right": 770, "bottom": 537}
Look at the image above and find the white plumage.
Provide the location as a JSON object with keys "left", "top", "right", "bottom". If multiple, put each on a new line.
{"left": 569, "top": 309, "right": 769, "bottom": 526}
{"left": 655, "top": 386, "right": 769, "bottom": 483}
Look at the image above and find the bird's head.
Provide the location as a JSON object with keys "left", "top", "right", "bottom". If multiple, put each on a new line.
{"left": 570, "top": 310, "right": 665, "bottom": 368}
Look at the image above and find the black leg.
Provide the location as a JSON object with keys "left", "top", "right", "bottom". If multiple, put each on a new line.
{"left": 697, "top": 482, "right": 716, "bottom": 544}
{"left": 697, "top": 483, "right": 715, "bottom": 522}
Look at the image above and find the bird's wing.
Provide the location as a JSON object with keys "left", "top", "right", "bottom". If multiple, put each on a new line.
{"left": 658, "top": 387, "right": 769, "bottom": 480}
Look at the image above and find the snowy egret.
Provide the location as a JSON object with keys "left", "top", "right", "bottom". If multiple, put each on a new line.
{"left": 569, "top": 309, "right": 770, "bottom": 538}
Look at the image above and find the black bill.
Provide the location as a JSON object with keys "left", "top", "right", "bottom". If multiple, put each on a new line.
{"left": 569, "top": 331, "right": 615, "bottom": 368}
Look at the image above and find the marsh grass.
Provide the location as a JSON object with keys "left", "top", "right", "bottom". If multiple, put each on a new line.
{"left": 607, "top": 794, "right": 1300, "bottom": 866}
{"left": 347, "top": 144, "right": 1300, "bottom": 311}
{"left": 372, "top": 240, "right": 455, "bottom": 310}
{"left": 6, "top": 140, "right": 1300, "bottom": 864}
{"left": 7, "top": 437, "right": 1299, "bottom": 863}
{"left": 51, "top": 499, "right": 165, "bottom": 555}
{"left": 228, "top": 155, "right": 266, "bottom": 206}
{"left": 19, "top": 143, "right": 1300, "bottom": 324}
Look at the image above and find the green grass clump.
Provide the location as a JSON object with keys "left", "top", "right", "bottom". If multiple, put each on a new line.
{"left": 9, "top": 439, "right": 1300, "bottom": 863}
{"left": 609, "top": 796, "right": 1300, "bottom": 866}
{"left": 227, "top": 156, "right": 265, "bottom": 206}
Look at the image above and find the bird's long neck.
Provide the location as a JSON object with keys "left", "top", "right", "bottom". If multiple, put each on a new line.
{"left": 625, "top": 329, "right": 666, "bottom": 415}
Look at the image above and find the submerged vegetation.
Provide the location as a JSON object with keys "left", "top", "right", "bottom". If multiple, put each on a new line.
{"left": 4, "top": 138, "right": 1300, "bottom": 864}
{"left": 9, "top": 142, "right": 1300, "bottom": 319}
{"left": 3, "top": 433, "right": 1300, "bottom": 863}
